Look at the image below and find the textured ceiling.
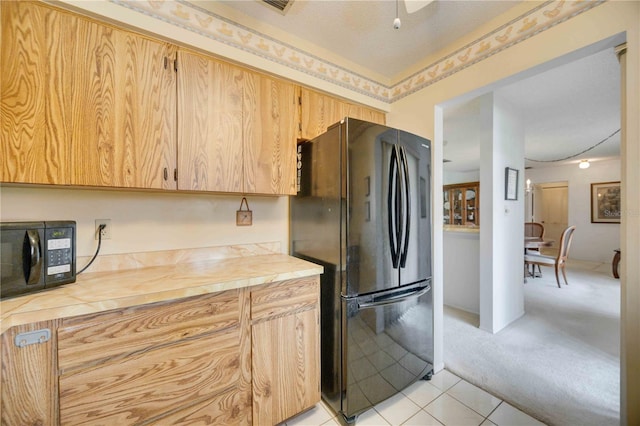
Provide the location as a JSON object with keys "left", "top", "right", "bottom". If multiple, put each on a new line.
{"left": 443, "top": 47, "right": 621, "bottom": 172}
{"left": 206, "top": 0, "right": 620, "bottom": 171}
{"left": 218, "top": 0, "right": 521, "bottom": 80}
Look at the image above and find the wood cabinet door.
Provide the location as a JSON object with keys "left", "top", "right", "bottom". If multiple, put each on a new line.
{"left": 1, "top": 321, "right": 58, "bottom": 426}
{"left": 110, "top": 32, "right": 177, "bottom": 190}
{"left": 299, "top": 87, "right": 386, "bottom": 140}
{"left": 251, "top": 277, "right": 320, "bottom": 424}
{"left": 443, "top": 182, "right": 480, "bottom": 226}
{"left": 59, "top": 329, "right": 242, "bottom": 425}
{"left": 1, "top": 2, "right": 177, "bottom": 189}
{"left": 177, "top": 50, "right": 244, "bottom": 192}
{"left": 252, "top": 308, "right": 320, "bottom": 425}
{"left": 1, "top": 2, "right": 70, "bottom": 184}
{"left": 243, "top": 72, "right": 297, "bottom": 195}
{"left": 146, "top": 386, "right": 251, "bottom": 425}
{"left": 58, "top": 290, "right": 241, "bottom": 373}
{"left": 70, "top": 24, "right": 177, "bottom": 189}
{"left": 299, "top": 87, "right": 348, "bottom": 141}
{"left": 345, "top": 103, "right": 386, "bottom": 125}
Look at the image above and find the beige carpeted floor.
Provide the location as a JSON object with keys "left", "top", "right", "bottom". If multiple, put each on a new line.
{"left": 443, "top": 259, "right": 620, "bottom": 426}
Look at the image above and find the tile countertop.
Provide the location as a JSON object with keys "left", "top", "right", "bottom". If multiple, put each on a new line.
{"left": 443, "top": 225, "right": 480, "bottom": 233}
{"left": 0, "top": 253, "right": 323, "bottom": 334}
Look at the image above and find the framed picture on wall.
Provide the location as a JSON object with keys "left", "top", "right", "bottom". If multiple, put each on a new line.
{"left": 505, "top": 167, "right": 519, "bottom": 200}
{"left": 591, "top": 181, "right": 621, "bottom": 223}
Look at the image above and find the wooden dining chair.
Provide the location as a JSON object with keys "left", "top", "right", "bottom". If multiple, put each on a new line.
{"left": 524, "top": 222, "right": 545, "bottom": 240}
{"left": 524, "top": 225, "right": 576, "bottom": 288}
{"left": 524, "top": 222, "right": 545, "bottom": 275}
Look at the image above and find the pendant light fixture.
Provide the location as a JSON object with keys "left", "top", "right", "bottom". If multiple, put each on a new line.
{"left": 393, "top": 0, "right": 401, "bottom": 29}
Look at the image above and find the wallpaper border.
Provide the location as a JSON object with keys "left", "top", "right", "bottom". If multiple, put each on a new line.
{"left": 109, "top": 0, "right": 605, "bottom": 104}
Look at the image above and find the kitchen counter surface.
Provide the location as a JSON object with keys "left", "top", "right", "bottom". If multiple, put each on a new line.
{"left": 444, "top": 225, "right": 480, "bottom": 233}
{"left": 0, "top": 253, "right": 323, "bottom": 334}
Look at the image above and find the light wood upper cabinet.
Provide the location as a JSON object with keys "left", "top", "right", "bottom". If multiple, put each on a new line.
{"left": 298, "top": 87, "right": 386, "bottom": 141}
{"left": 346, "top": 103, "right": 386, "bottom": 125}
{"left": 70, "top": 21, "right": 177, "bottom": 189}
{"left": 299, "top": 87, "right": 348, "bottom": 141}
{"left": 178, "top": 51, "right": 297, "bottom": 195}
{"left": 0, "top": 2, "right": 176, "bottom": 189}
{"left": 243, "top": 72, "right": 298, "bottom": 195}
{"left": 177, "top": 50, "right": 244, "bottom": 193}
{"left": 1, "top": 1, "right": 70, "bottom": 185}
{"left": 2, "top": 2, "right": 381, "bottom": 195}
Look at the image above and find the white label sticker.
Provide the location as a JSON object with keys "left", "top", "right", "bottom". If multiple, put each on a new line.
{"left": 47, "top": 264, "right": 71, "bottom": 275}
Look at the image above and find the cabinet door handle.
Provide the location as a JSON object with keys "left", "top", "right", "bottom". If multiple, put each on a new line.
{"left": 174, "top": 169, "right": 178, "bottom": 182}
{"left": 163, "top": 168, "right": 168, "bottom": 181}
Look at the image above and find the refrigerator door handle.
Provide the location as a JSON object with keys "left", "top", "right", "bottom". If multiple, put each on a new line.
{"left": 399, "top": 146, "right": 411, "bottom": 268}
{"left": 388, "top": 145, "right": 400, "bottom": 268}
{"left": 356, "top": 283, "right": 430, "bottom": 310}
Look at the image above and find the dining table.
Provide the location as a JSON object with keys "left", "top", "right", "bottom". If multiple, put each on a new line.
{"left": 525, "top": 237, "right": 555, "bottom": 250}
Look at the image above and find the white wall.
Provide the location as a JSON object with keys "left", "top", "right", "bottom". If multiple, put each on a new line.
{"left": 443, "top": 231, "right": 479, "bottom": 314}
{"left": 525, "top": 159, "right": 621, "bottom": 263}
{"left": 443, "top": 171, "right": 480, "bottom": 186}
{"left": 479, "top": 94, "right": 526, "bottom": 333}
{"left": 0, "top": 187, "right": 289, "bottom": 257}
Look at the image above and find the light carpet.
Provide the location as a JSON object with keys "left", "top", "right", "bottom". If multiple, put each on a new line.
{"left": 443, "top": 259, "right": 620, "bottom": 426}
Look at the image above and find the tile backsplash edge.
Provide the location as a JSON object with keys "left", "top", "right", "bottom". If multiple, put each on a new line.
{"left": 76, "top": 242, "right": 282, "bottom": 273}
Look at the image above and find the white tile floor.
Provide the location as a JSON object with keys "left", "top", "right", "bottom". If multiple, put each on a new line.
{"left": 283, "top": 370, "right": 546, "bottom": 426}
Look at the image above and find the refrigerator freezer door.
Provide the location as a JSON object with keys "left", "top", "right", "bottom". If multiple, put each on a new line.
{"left": 341, "top": 282, "right": 433, "bottom": 421}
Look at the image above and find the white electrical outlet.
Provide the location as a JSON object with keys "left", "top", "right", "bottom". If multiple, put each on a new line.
{"left": 95, "top": 219, "right": 111, "bottom": 240}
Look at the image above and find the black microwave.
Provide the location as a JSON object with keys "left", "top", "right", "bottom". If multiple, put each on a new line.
{"left": 0, "top": 221, "right": 76, "bottom": 299}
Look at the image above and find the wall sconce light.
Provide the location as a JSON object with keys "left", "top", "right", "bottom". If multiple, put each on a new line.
{"left": 579, "top": 160, "right": 590, "bottom": 169}
{"left": 525, "top": 178, "right": 532, "bottom": 193}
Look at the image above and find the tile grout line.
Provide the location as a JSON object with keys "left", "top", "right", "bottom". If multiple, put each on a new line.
{"left": 443, "top": 385, "right": 504, "bottom": 422}
{"left": 483, "top": 400, "right": 505, "bottom": 425}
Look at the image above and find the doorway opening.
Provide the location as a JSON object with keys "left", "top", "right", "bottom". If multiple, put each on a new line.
{"left": 527, "top": 181, "right": 568, "bottom": 258}
{"left": 440, "top": 39, "right": 622, "bottom": 426}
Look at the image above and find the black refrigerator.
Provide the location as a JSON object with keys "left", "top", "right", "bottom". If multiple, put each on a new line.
{"left": 290, "top": 118, "right": 434, "bottom": 423}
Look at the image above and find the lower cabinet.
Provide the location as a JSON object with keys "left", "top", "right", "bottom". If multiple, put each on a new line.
{"left": 0, "top": 277, "right": 320, "bottom": 426}
{"left": 57, "top": 288, "right": 252, "bottom": 425}
{"left": 0, "top": 320, "right": 59, "bottom": 426}
{"left": 59, "top": 329, "right": 246, "bottom": 424}
{"left": 250, "top": 277, "right": 321, "bottom": 425}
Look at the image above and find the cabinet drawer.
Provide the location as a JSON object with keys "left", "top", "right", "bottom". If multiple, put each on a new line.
{"left": 58, "top": 289, "right": 240, "bottom": 372}
{"left": 149, "top": 385, "right": 251, "bottom": 425}
{"left": 251, "top": 277, "right": 319, "bottom": 322}
{"left": 59, "top": 328, "right": 241, "bottom": 425}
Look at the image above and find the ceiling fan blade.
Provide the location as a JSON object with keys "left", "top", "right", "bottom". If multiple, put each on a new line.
{"left": 404, "top": 0, "right": 434, "bottom": 14}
